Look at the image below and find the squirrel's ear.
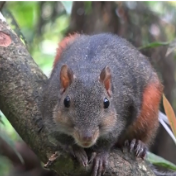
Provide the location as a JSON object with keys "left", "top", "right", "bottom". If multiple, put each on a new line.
{"left": 60, "top": 65, "right": 75, "bottom": 93}
{"left": 99, "top": 66, "right": 112, "bottom": 97}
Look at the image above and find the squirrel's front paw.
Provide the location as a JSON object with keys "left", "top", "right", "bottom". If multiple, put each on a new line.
{"left": 124, "top": 139, "right": 147, "bottom": 159}
{"left": 61, "top": 144, "right": 88, "bottom": 167}
{"left": 70, "top": 145, "right": 88, "bottom": 166}
{"left": 89, "top": 151, "right": 109, "bottom": 176}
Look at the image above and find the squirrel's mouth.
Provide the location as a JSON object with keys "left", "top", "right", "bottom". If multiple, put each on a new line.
{"left": 74, "top": 136, "right": 97, "bottom": 148}
{"left": 81, "top": 142, "right": 93, "bottom": 148}
{"left": 77, "top": 141, "right": 95, "bottom": 148}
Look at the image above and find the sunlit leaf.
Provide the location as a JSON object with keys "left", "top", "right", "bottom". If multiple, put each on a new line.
{"left": 139, "top": 39, "right": 176, "bottom": 56}
{"left": 139, "top": 41, "right": 169, "bottom": 50}
{"left": 0, "top": 111, "right": 4, "bottom": 125}
{"left": 146, "top": 152, "right": 176, "bottom": 171}
{"left": 0, "top": 118, "right": 4, "bottom": 125}
{"left": 163, "top": 94, "right": 176, "bottom": 138}
{"left": 166, "top": 39, "right": 176, "bottom": 57}
{"left": 61, "top": 1, "right": 73, "bottom": 15}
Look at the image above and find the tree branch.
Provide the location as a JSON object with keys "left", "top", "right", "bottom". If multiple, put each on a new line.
{"left": 0, "top": 18, "right": 155, "bottom": 176}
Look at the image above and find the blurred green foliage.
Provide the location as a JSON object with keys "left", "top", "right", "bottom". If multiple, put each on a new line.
{"left": 147, "top": 152, "right": 176, "bottom": 171}
{"left": 0, "top": 156, "right": 12, "bottom": 176}
{"left": 3, "top": 1, "right": 71, "bottom": 77}
{"left": 0, "top": 113, "right": 21, "bottom": 175}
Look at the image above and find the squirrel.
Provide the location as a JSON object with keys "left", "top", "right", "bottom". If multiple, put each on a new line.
{"left": 41, "top": 33, "right": 163, "bottom": 176}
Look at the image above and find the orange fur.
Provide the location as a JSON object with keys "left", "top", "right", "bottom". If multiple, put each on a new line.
{"left": 54, "top": 33, "right": 79, "bottom": 67}
{"left": 128, "top": 80, "right": 163, "bottom": 144}
{"left": 122, "top": 80, "right": 163, "bottom": 145}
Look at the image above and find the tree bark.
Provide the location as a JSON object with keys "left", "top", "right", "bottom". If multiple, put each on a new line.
{"left": 0, "top": 18, "right": 155, "bottom": 176}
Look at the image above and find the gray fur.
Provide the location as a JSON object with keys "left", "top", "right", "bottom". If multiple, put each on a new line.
{"left": 41, "top": 33, "right": 158, "bottom": 149}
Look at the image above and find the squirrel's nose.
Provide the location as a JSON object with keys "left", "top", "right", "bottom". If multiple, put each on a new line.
{"left": 74, "top": 128, "right": 99, "bottom": 148}
{"left": 82, "top": 134, "right": 93, "bottom": 142}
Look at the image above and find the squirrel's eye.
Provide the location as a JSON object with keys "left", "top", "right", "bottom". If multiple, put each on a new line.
{"left": 104, "top": 98, "right": 109, "bottom": 109}
{"left": 64, "top": 96, "right": 70, "bottom": 108}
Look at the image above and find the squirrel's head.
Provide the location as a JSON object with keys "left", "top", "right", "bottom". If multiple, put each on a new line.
{"left": 53, "top": 65, "right": 117, "bottom": 148}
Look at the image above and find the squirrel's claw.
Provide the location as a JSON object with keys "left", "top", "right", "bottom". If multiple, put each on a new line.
{"left": 71, "top": 145, "right": 88, "bottom": 167}
{"left": 124, "top": 139, "right": 147, "bottom": 159}
{"left": 90, "top": 151, "right": 108, "bottom": 176}
{"left": 59, "top": 144, "right": 88, "bottom": 167}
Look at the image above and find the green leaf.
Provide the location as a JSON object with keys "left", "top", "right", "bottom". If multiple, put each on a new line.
{"left": 139, "top": 41, "right": 169, "bottom": 50}
{"left": 163, "top": 94, "right": 176, "bottom": 138}
{"left": 0, "top": 111, "right": 4, "bottom": 125}
{"left": 166, "top": 39, "right": 176, "bottom": 57}
{"left": 61, "top": 1, "right": 73, "bottom": 15}
{"left": 146, "top": 152, "right": 176, "bottom": 171}
{"left": 0, "top": 118, "right": 4, "bottom": 125}
{"left": 139, "top": 39, "right": 176, "bottom": 56}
